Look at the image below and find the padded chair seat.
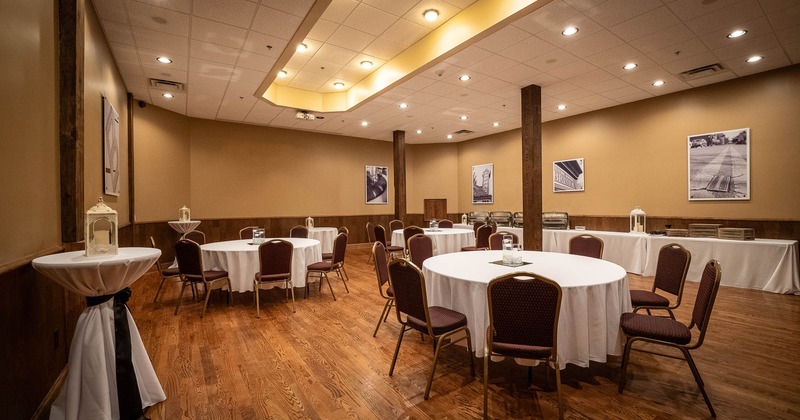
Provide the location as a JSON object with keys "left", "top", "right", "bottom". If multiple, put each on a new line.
{"left": 307, "top": 261, "right": 333, "bottom": 271}
{"left": 630, "top": 290, "right": 670, "bottom": 307}
{"left": 386, "top": 245, "right": 404, "bottom": 253}
{"left": 203, "top": 270, "right": 229, "bottom": 281}
{"left": 407, "top": 306, "right": 467, "bottom": 335}
{"left": 620, "top": 312, "right": 692, "bottom": 345}
{"left": 485, "top": 327, "right": 552, "bottom": 359}
{"left": 257, "top": 273, "right": 290, "bottom": 282}
{"left": 321, "top": 252, "right": 333, "bottom": 260}
{"left": 162, "top": 266, "right": 180, "bottom": 276}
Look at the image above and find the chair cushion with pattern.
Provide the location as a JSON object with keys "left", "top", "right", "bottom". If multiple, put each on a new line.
{"left": 487, "top": 328, "right": 553, "bottom": 359}
{"left": 162, "top": 267, "right": 180, "bottom": 276}
{"left": 307, "top": 261, "right": 333, "bottom": 271}
{"left": 620, "top": 312, "right": 692, "bottom": 344}
{"left": 203, "top": 270, "right": 229, "bottom": 281}
{"left": 406, "top": 306, "right": 467, "bottom": 335}
{"left": 630, "top": 289, "right": 670, "bottom": 307}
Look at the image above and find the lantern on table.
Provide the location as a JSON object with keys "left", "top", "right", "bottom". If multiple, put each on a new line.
{"left": 179, "top": 205, "right": 191, "bottom": 222}
{"left": 461, "top": 213, "right": 468, "bottom": 225}
{"left": 305, "top": 216, "right": 314, "bottom": 229}
{"left": 630, "top": 206, "right": 646, "bottom": 233}
{"left": 85, "top": 197, "right": 118, "bottom": 256}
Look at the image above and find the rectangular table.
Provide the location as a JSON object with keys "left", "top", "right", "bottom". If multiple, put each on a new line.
{"left": 544, "top": 229, "right": 649, "bottom": 274}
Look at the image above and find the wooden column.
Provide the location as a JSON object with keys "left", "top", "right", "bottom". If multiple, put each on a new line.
{"left": 393, "top": 130, "right": 407, "bottom": 222}
{"left": 58, "top": 0, "right": 85, "bottom": 243}
{"left": 521, "top": 84, "right": 543, "bottom": 250}
{"left": 127, "top": 93, "right": 136, "bottom": 238}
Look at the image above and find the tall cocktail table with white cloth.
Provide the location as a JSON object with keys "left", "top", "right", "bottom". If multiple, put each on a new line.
{"left": 543, "top": 229, "right": 649, "bottom": 274}
{"left": 308, "top": 227, "right": 337, "bottom": 254}
{"left": 391, "top": 228, "right": 475, "bottom": 255}
{"left": 200, "top": 238, "right": 322, "bottom": 292}
{"left": 422, "top": 250, "right": 632, "bottom": 368}
{"left": 32, "top": 248, "right": 166, "bottom": 420}
{"left": 167, "top": 220, "right": 201, "bottom": 234}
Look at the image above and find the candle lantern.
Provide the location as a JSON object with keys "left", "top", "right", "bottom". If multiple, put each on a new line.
{"left": 461, "top": 213, "right": 468, "bottom": 225}
{"left": 179, "top": 205, "right": 191, "bottom": 222}
{"left": 630, "top": 206, "right": 647, "bottom": 233}
{"left": 85, "top": 197, "right": 118, "bottom": 256}
{"left": 305, "top": 216, "right": 314, "bottom": 229}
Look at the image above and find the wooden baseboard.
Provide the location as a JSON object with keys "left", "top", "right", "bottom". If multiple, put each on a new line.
{"left": 31, "top": 366, "right": 67, "bottom": 420}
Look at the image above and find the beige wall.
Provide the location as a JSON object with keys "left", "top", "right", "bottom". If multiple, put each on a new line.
{"left": 0, "top": 0, "right": 60, "bottom": 264}
{"left": 83, "top": 2, "right": 130, "bottom": 225}
{"left": 457, "top": 129, "right": 523, "bottom": 213}
{"left": 406, "top": 143, "right": 460, "bottom": 214}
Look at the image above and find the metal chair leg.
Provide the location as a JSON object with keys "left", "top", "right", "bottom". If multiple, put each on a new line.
{"left": 389, "top": 326, "right": 408, "bottom": 376}
{"left": 323, "top": 272, "right": 336, "bottom": 301}
{"left": 424, "top": 334, "right": 445, "bottom": 399}
{"left": 373, "top": 298, "right": 392, "bottom": 337}
{"left": 683, "top": 348, "right": 716, "bottom": 417}
{"left": 618, "top": 338, "right": 635, "bottom": 393}
{"left": 483, "top": 348, "right": 491, "bottom": 419}
{"left": 174, "top": 280, "right": 189, "bottom": 315}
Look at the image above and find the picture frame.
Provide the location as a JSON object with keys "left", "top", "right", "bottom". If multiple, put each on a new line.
{"left": 103, "top": 97, "right": 120, "bottom": 196}
{"left": 365, "top": 165, "right": 388, "bottom": 204}
{"left": 688, "top": 128, "right": 750, "bottom": 201}
{"left": 553, "top": 158, "right": 584, "bottom": 192}
{"left": 472, "top": 163, "right": 493, "bottom": 204}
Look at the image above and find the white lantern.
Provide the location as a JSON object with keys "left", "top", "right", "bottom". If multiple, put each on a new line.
{"left": 85, "top": 197, "right": 118, "bottom": 256}
{"left": 305, "top": 216, "right": 314, "bottom": 229}
{"left": 630, "top": 206, "right": 647, "bottom": 233}
{"left": 461, "top": 213, "right": 468, "bottom": 224}
{"left": 179, "top": 205, "right": 191, "bottom": 222}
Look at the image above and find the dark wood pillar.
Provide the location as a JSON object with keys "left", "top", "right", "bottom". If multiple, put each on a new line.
{"left": 127, "top": 93, "right": 135, "bottom": 238}
{"left": 59, "top": 0, "right": 85, "bottom": 243}
{"left": 393, "top": 130, "right": 407, "bottom": 222}
{"left": 521, "top": 84, "right": 543, "bottom": 250}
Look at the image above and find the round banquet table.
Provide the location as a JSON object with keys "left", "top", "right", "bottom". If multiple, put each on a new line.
{"left": 422, "top": 250, "right": 632, "bottom": 369}
{"left": 308, "top": 227, "right": 338, "bottom": 254}
{"left": 32, "top": 248, "right": 166, "bottom": 420}
{"left": 201, "top": 238, "right": 322, "bottom": 292}
{"left": 391, "top": 228, "right": 475, "bottom": 255}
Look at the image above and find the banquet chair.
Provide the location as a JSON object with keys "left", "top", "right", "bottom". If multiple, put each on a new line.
{"left": 289, "top": 225, "right": 308, "bottom": 238}
{"left": 322, "top": 226, "right": 350, "bottom": 261}
{"left": 472, "top": 221, "right": 486, "bottom": 234}
{"left": 389, "top": 219, "right": 404, "bottom": 233}
{"left": 462, "top": 224, "right": 492, "bottom": 251}
{"left": 387, "top": 259, "right": 474, "bottom": 399}
{"left": 568, "top": 234, "right": 604, "bottom": 259}
{"left": 254, "top": 239, "right": 294, "bottom": 316}
{"left": 372, "top": 241, "right": 394, "bottom": 337}
{"left": 182, "top": 230, "right": 206, "bottom": 245}
{"left": 630, "top": 243, "right": 691, "bottom": 319}
{"left": 375, "top": 225, "right": 404, "bottom": 260}
{"left": 618, "top": 260, "right": 722, "bottom": 417}
{"left": 488, "top": 231, "right": 520, "bottom": 250}
{"left": 174, "top": 239, "right": 232, "bottom": 318}
{"left": 338, "top": 226, "right": 349, "bottom": 235}
{"left": 366, "top": 222, "right": 376, "bottom": 264}
{"left": 403, "top": 226, "right": 424, "bottom": 255}
{"left": 407, "top": 233, "right": 434, "bottom": 268}
{"left": 239, "top": 226, "right": 259, "bottom": 240}
{"left": 484, "top": 272, "right": 564, "bottom": 419}
{"left": 438, "top": 219, "right": 453, "bottom": 228}
{"left": 305, "top": 233, "right": 349, "bottom": 301}
{"left": 149, "top": 236, "right": 182, "bottom": 305}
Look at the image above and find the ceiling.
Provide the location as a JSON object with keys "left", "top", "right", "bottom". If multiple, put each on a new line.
{"left": 92, "top": 0, "right": 799, "bottom": 144}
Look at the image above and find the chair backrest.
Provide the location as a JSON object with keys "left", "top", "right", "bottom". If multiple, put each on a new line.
{"left": 338, "top": 226, "right": 349, "bottom": 236}
{"left": 366, "top": 222, "right": 376, "bottom": 243}
{"left": 331, "top": 232, "right": 348, "bottom": 266}
{"left": 654, "top": 243, "right": 691, "bottom": 297}
{"left": 389, "top": 219, "right": 404, "bottom": 233}
{"left": 374, "top": 224, "right": 389, "bottom": 246}
{"left": 488, "top": 231, "right": 520, "bottom": 250}
{"left": 182, "top": 230, "right": 206, "bottom": 245}
{"left": 487, "top": 272, "right": 562, "bottom": 351}
{"left": 403, "top": 226, "right": 424, "bottom": 247}
{"left": 569, "top": 234, "right": 604, "bottom": 259}
{"left": 290, "top": 225, "right": 308, "bottom": 238}
{"left": 472, "top": 221, "right": 485, "bottom": 234}
{"left": 372, "top": 241, "right": 391, "bottom": 295}
{"left": 408, "top": 234, "right": 434, "bottom": 268}
{"left": 388, "top": 259, "right": 430, "bottom": 332}
{"left": 688, "top": 260, "right": 722, "bottom": 347}
{"left": 475, "top": 224, "right": 493, "bottom": 249}
{"left": 487, "top": 221, "right": 498, "bottom": 233}
{"left": 438, "top": 219, "right": 453, "bottom": 228}
{"left": 239, "top": 226, "right": 258, "bottom": 240}
{"left": 257, "top": 239, "right": 293, "bottom": 277}
{"left": 175, "top": 239, "right": 204, "bottom": 278}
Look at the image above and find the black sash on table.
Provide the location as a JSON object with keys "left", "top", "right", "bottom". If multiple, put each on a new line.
{"left": 87, "top": 287, "right": 146, "bottom": 420}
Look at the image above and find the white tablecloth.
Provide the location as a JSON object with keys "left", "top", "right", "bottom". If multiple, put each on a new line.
{"left": 543, "top": 229, "right": 649, "bottom": 274}
{"left": 422, "top": 250, "right": 631, "bottom": 368}
{"left": 201, "top": 239, "right": 322, "bottom": 292}
{"left": 391, "top": 228, "right": 475, "bottom": 255}
{"left": 308, "top": 227, "right": 337, "bottom": 254}
{"left": 32, "top": 248, "right": 166, "bottom": 420}
{"left": 167, "top": 220, "right": 201, "bottom": 234}
{"left": 644, "top": 236, "right": 800, "bottom": 294}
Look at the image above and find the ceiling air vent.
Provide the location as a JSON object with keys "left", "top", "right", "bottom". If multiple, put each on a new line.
{"left": 148, "top": 78, "right": 185, "bottom": 92}
{"left": 453, "top": 129, "right": 474, "bottom": 135}
{"left": 678, "top": 63, "right": 727, "bottom": 81}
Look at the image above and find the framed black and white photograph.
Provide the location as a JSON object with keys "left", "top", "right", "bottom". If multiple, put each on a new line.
{"left": 472, "top": 163, "right": 493, "bottom": 204}
{"left": 688, "top": 128, "right": 750, "bottom": 201}
{"left": 365, "top": 165, "right": 388, "bottom": 204}
{"left": 103, "top": 97, "right": 120, "bottom": 196}
{"left": 553, "top": 158, "right": 584, "bottom": 192}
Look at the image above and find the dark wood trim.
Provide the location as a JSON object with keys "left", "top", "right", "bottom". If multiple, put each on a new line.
{"left": 58, "top": 0, "right": 84, "bottom": 243}
{"left": 393, "top": 130, "right": 406, "bottom": 222}
{"left": 0, "top": 245, "right": 64, "bottom": 277}
{"left": 521, "top": 84, "right": 543, "bottom": 250}
{"left": 127, "top": 93, "right": 135, "bottom": 227}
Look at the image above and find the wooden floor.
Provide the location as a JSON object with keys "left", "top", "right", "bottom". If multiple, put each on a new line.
{"left": 129, "top": 246, "right": 800, "bottom": 419}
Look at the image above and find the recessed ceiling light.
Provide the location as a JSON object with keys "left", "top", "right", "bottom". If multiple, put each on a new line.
{"left": 623, "top": 63, "right": 637, "bottom": 70}
{"left": 561, "top": 26, "right": 579, "bottom": 36}
{"left": 423, "top": 9, "right": 439, "bottom": 22}
{"left": 459, "top": 74, "right": 471, "bottom": 81}
{"left": 416, "top": 129, "right": 422, "bottom": 134}
{"left": 746, "top": 55, "right": 763, "bottom": 63}
{"left": 297, "top": 43, "right": 308, "bottom": 52}
{"left": 727, "top": 29, "right": 747, "bottom": 39}
{"left": 446, "top": 134, "right": 453, "bottom": 139}
{"left": 460, "top": 115, "right": 468, "bottom": 120}
{"left": 557, "top": 104, "right": 567, "bottom": 111}
{"left": 652, "top": 80, "right": 665, "bottom": 87}
{"left": 333, "top": 82, "right": 345, "bottom": 89}
{"left": 360, "top": 60, "right": 373, "bottom": 69}
{"left": 162, "top": 93, "right": 174, "bottom": 98}
{"left": 361, "top": 121, "right": 368, "bottom": 127}
{"left": 156, "top": 56, "right": 172, "bottom": 64}
{"left": 399, "top": 103, "right": 408, "bottom": 109}
{"left": 278, "top": 70, "right": 287, "bottom": 78}
{"left": 492, "top": 122, "right": 500, "bottom": 127}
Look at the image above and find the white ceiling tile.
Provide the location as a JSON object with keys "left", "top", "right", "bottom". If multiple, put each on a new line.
{"left": 142, "top": 63, "right": 187, "bottom": 83}
{"left": 553, "top": 87, "right": 595, "bottom": 101}
{"left": 609, "top": 7, "right": 682, "bottom": 42}
{"left": 251, "top": 6, "right": 304, "bottom": 39}
{"left": 362, "top": 0, "right": 418, "bottom": 17}
{"left": 526, "top": 48, "right": 580, "bottom": 72}
{"left": 547, "top": 59, "right": 598, "bottom": 80}
{"left": 685, "top": 71, "right": 738, "bottom": 87}
{"left": 326, "top": 25, "right": 374, "bottom": 51}
{"left": 562, "top": 30, "right": 624, "bottom": 57}
{"left": 723, "top": 46, "right": 791, "bottom": 76}
{"left": 236, "top": 51, "right": 277, "bottom": 72}
{"left": 542, "top": 80, "right": 580, "bottom": 96}
{"left": 661, "top": 51, "right": 721, "bottom": 74}
{"left": 513, "top": 1, "right": 580, "bottom": 34}
{"left": 289, "top": 79, "right": 324, "bottom": 91}
{"left": 109, "top": 43, "right": 139, "bottom": 65}
{"left": 470, "top": 55, "right": 520, "bottom": 76}
{"left": 125, "top": 0, "right": 190, "bottom": 36}
{"left": 286, "top": 53, "right": 312, "bottom": 70}
{"left": 242, "top": 32, "right": 288, "bottom": 58}
{"left": 400, "top": 1, "right": 460, "bottom": 29}
{"left": 533, "top": 14, "right": 606, "bottom": 48}
{"left": 571, "top": 94, "right": 620, "bottom": 109}
{"left": 766, "top": 3, "right": 800, "bottom": 30}
{"left": 601, "top": 84, "right": 647, "bottom": 100}
{"left": 618, "top": 65, "right": 674, "bottom": 84}
{"left": 418, "top": 81, "right": 459, "bottom": 96}
{"left": 648, "top": 38, "right": 710, "bottom": 65}
{"left": 759, "top": 0, "right": 798, "bottom": 13}
{"left": 712, "top": 32, "right": 781, "bottom": 61}
{"left": 628, "top": 24, "right": 696, "bottom": 53}
{"left": 685, "top": 0, "right": 763, "bottom": 36}
{"left": 91, "top": 0, "right": 128, "bottom": 24}
{"left": 100, "top": 20, "right": 136, "bottom": 45}
{"left": 150, "top": 89, "right": 187, "bottom": 113}
{"left": 189, "top": 58, "right": 234, "bottom": 81}
{"left": 129, "top": 86, "right": 151, "bottom": 102}
{"left": 444, "top": 46, "right": 494, "bottom": 67}
{"left": 261, "top": 0, "right": 315, "bottom": 18}
{"left": 137, "top": 47, "right": 189, "bottom": 70}
{"left": 496, "top": 36, "right": 558, "bottom": 63}
{"left": 190, "top": 17, "right": 247, "bottom": 49}
{"left": 133, "top": 26, "right": 188, "bottom": 55}
{"left": 517, "top": 71, "right": 562, "bottom": 88}
{"left": 475, "top": 25, "right": 535, "bottom": 53}
{"left": 399, "top": 76, "right": 438, "bottom": 91}
{"left": 562, "top": 0, "right": 607, "bottom": 12}
{"left": 320, "top": 0, "right": 360, "bottom": 24}
{"left": 584, "top": 44, "right": 643, "bottom": 68}
{"left": 187, "top": 95, "right": 221, "bottom": 119}
{"left": 231, "top": 67, "right": 267, "bottom": 84}
{"left": 363, "top": 37, "right": 406, "bottom": 60}
{"left": 192, "top": 0, "right": 257, "bottom": 29}
{"left": 775, "top": 24, "right": 800, "bottom": 46}
{"left": 117, "top": 62, "right": 144, "bottom": 78}
{"left": 380, "top": 19, "right": 428, "bottom": 47}
{"left": 614, "top": 90, "right": 654, "bottom": 104}
{"left": 306, "top": 19, "right": 339, "bottom": 43}
{"left": 190, "top": 41, "right": 240, "bottom": 66}
{"left": 314, "top": 43, "right": 359, "bottom": 65}
{"left": 303, "top": 57, "right": 344, "bottom": 77}
{"left": 666, "top": 0, "right": 746, "bottom": 21}
{"left": 134, "top": 0, "right": 190, "bottom": 14}
{"left": 584, "top": 0, "right": 663, "bottom": 27}
{"left": 785, "top": 41, "right": 800, "bottom": 64}
{"left": 343, "top": 3, "right": 398, "bottom": 36}
{"left": 292, "top": 71, "right": 331, "bottom": 86}
{"left": 493, "top": 63, "right": 540, "bottom": 84}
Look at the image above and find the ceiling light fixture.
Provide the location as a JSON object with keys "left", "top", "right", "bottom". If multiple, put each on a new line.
{"left": 360, "top": 60, "right": 373, "bottom": 69}
{"left": 652, "top": 80, "right": 665, "bottom": 87}
{"left": 416, "top": 129, "right": 422, "bottom": 134}
{"left": 399, "top": 103, "right": 408, "bottom": 109}
{"left": 278, "top": 70, "right": 287, "bottom": 77}
{"left": 746, "top": 55, "right": 763, "bottom": 63}
{"left": 361, "top": 121, "right": 369, "bottom": 127}
{"left": 333, "top": 82, "right": 345, "bottom": 89}
{"left": 423, "top": 9, "right": 439, "bottom": 22}
{"left": 557, "top": 104, "right": 567, "bottom": 111}
{"left": 492, "top": 122, "right": 500, "bottom": 127}
{"left": 162, "top": 93, "right": 174, "bottom": 98}
{"left": 459, "top": 74, "right": 471, "bottom": 81}
{"left": 623, "top": 63, "right": 638, "bottom": 70}
{"left": 727, "top": 29, "right": 747, "bottom": 38}
{"left": 561, "top": 26, "right": 579, "bottom": 36}
{"left": 460, "top": 115, "right": 468, "bottom": 120}
{"left": 446, "top": 134, "right": 453, "bottom": 139}
{"left": 297, "top": 43, "right": 308, "bottom": 52}
{"left": 156, "top": 56, "right": 172, "bottom": 64}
